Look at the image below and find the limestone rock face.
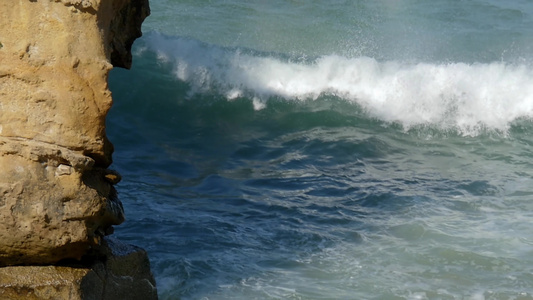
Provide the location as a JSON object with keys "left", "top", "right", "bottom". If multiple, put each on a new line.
{"left": 0, "top": 0, "right": 150, "bottom": 266}
{"left": 0, "top": 237, "right": 158, "bottom": 300}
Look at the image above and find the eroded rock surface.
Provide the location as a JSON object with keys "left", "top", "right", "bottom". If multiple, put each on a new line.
{"left": 0, "top": 237, "right": 158, "bottom": 300}
{"left": 0, "top": 0, "right": 149, "bottom": 266}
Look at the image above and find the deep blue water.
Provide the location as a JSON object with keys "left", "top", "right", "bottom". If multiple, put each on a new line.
{"left": 108, "top": 1, "right": 533, "bottom": 299}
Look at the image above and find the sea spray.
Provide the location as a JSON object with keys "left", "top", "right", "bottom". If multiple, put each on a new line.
{"left": 142, "top": 32, "right": 533, "bottom": 135}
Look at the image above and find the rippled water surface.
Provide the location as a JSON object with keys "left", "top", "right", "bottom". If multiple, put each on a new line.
{"left": 108, "top": 0, "right": 533, "bottom": 299}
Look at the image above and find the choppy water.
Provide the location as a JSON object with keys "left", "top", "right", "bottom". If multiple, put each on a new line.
{"left": 107, "top": 1, "right": 533, "bottom": 299}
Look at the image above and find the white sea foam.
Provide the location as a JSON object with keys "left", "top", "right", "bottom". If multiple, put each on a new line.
{"left": 145, "top": 33, "right": 533, "bottom": 135}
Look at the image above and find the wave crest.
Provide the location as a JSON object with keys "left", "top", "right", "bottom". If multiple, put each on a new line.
{"left": 141, "top": 32, "right": 533, "bottom": 136}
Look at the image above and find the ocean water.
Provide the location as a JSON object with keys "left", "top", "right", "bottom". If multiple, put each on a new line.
{"left": 107, "top": 1, "right": 533, "bottom": 299}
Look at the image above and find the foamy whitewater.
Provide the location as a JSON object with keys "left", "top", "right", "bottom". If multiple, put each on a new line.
{"left": 145, "top": 33, "right": 533, "bottom": 135}
{"left": 108, "top": 0, "right": 533, "bottom": 299}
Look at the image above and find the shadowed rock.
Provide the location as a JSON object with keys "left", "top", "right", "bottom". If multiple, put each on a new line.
{"left": 0, "top": 237, "right": 157, "bottom": 300}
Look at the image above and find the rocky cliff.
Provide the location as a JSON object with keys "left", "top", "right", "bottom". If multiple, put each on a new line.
{"left": 0, "top": 0, "right": 156, "bottom": 298}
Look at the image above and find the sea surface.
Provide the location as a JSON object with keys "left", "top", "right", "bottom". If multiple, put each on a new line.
{"left": 107, "top": 1, "right": 533, "bottom": 299}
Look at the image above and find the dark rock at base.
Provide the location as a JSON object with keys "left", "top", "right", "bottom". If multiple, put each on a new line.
{"left": 0, "top": 237, "right": 158, "bottom": 300}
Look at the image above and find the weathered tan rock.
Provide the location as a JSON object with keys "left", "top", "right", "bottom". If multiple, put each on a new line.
{"left": 0, "top": 0, "right": 149, "bottom": 266}
{"left": 0, "top": 237, "right": 158, "bottom": 300}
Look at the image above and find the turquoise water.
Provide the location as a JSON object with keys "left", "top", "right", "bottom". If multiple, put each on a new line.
{"left": 107, "top": 1, "right": 533, "bottom": 299}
